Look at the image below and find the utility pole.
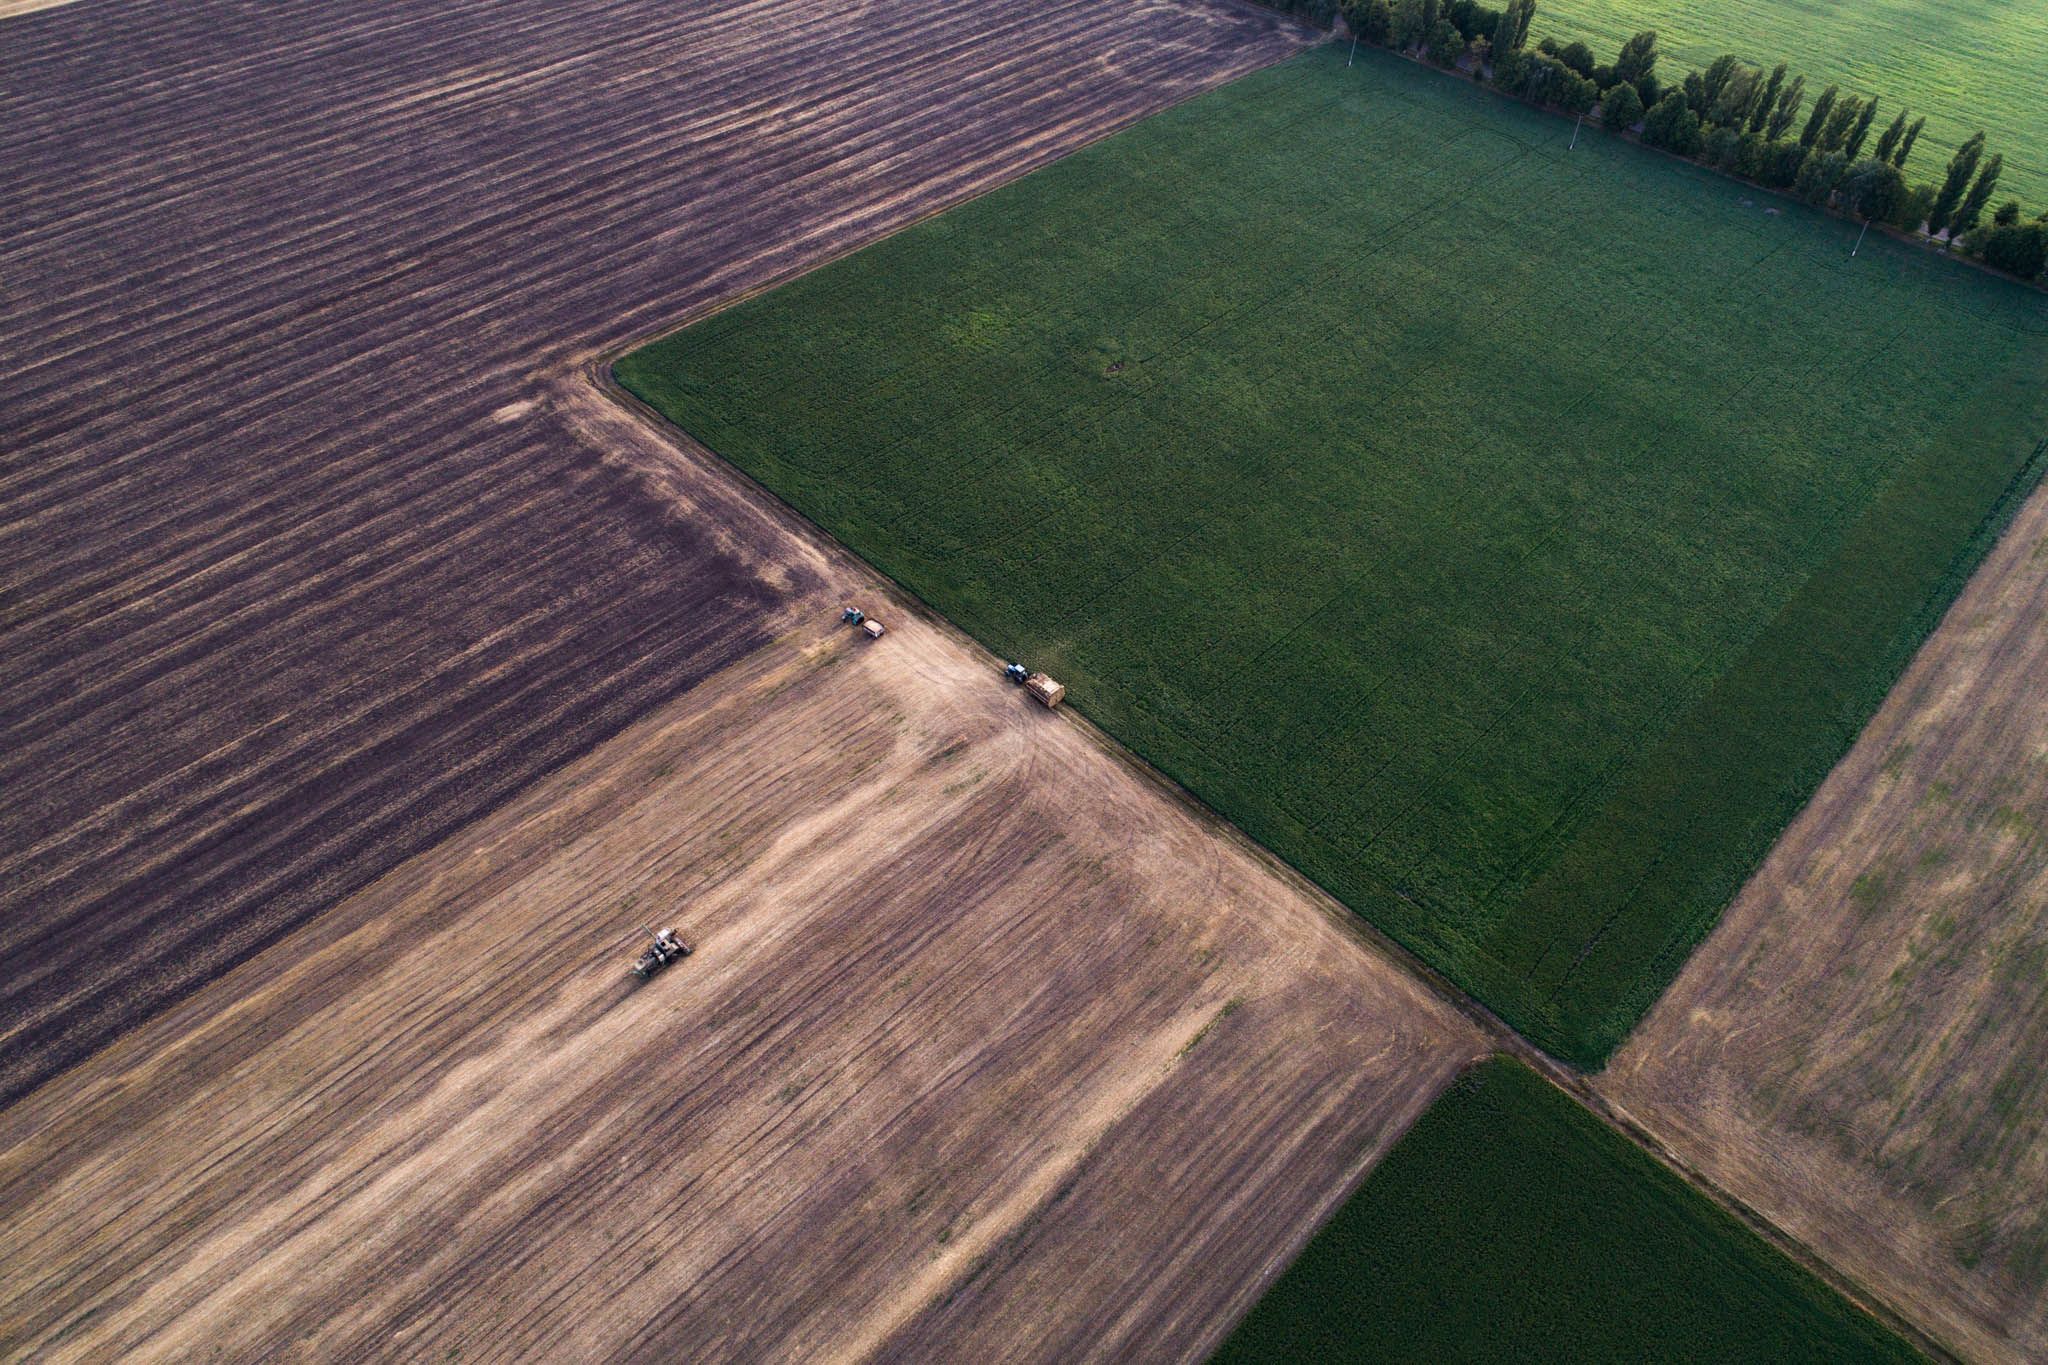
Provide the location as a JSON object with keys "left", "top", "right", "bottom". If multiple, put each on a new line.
{"left": 1349, "top": 34, "right": 1359, "bottom": 67}
{"left": 1852, "top": 218, "right": 1871, "bottom": 255}
{"left": 1569, "top": 114, "right": 1583, "bottom": 150}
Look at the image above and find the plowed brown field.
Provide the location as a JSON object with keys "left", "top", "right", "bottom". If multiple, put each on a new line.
{"left": 0, "top": 375, "right": 1482, "bottom": 1360}
{"left": 1606, "top": 458, "right": 2048, "bottom": 1363}
{"left": 0, "top": 0, "right": 1307, "bottom": 1107}
{"left": 2, "top": 0, "right": 1497, "bottom": 1358}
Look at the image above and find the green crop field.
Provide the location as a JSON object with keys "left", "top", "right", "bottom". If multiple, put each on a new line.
{"left": 618, "top": 45, "right": 2048, "bottom": 1063}
{"left": 1211, "top": 1057, "right": 1921, "bottom": 1362}
{"left": 1533, "top": 0, "right": 2047, "bottom": 206}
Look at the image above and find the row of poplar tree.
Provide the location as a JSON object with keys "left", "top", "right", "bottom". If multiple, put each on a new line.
{"left": 1267, "top": 0, "right": 2045, "bottom": 281}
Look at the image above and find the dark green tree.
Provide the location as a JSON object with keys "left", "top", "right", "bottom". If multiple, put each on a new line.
{"left": 1393, "top": 0, "right": 1438, "bottom": 49}
{"left": 1557, "top": 39, "right": 1594, "bottom": 75}
{"left": 1491, "top": 0, "right": 1533, "bottom": 52}
{"left": 1698, "top": 55, "right": 1743, "bottom": 116}
{"left": 1613, "top": 29, "right": 1657, "bottom": 86}
{"left": 1488, "top": 0, "right": 1514, "bottom": 49}
{"left": 1562, "top": 70, "right": 1598, "bottom": 113}
{"left": 1491, "top": 45, "right": 1530, "bottom": 89}
{"left": 1519, "top": 51, "right": 1582, "bottom": 105}
{"left": 1710, "top": 65, "right": 1760, "bottom": 128}
{"left": 1682, "top": 70, "right": 1708, "bottom": 117}
{"left": 1927, "top": 132, "right": 1986, "bottom": 237}
{"left": 1872, "top": 109, "right": 1908, "bottom": 164}
{"left": 1893, "top": 117, "right": 1925, "bottom": 168}
{"left": 1794, "top": 149, "right": 1849, "bottom": 204}
{"left": 1892, "top": 181, "right": 1936, "bottom": 231}
{"left": 1425, "top": 18, "right": 1465, "bottom": 63}
{"left": 1799, "top": 84, "right": 1838, "bottom": 147}
{"left": 1994, "top": 200, "right": 2022, "bottom": 226}
{"left": 1951, "top": 153, "right": 2003, "bottom": 238}
{"left": 1841, "top": 98, "right": 1878, "bottom": 160}
{"left": 1841, "top": 158, "right": 1905, "bottom": 221}
{"left": 1761, "top": 138, "right": 1808, "bottom": 188}
{"left": 1746, "top": 64, "right": 1786, "bottom": 136}
{"left": 1462, "top": 2, "right": 1502, "bottom": 41}
{"left": 1731, "top": 131, "right": 1765, "bottom": 176}
{"left": 1642, "top": 91, "right": 1701, "bottom": 156}
{"left": 1765, "top": 74, "right": 1805, "bottom": 140}
{"left": 1344, "top": 0, "right": 1395, "bottom": 43}
{"left": 1980, "top": 223, "right": 2047, "bottom": 279}
{"left": 1818, "top": 94, "right": 1861, "bottom": 152}
{"left": 1601, "top": 80, "right": 1644, "bottom": 130}
{"left": 1704, "top": 124, "right": 1742, "bottom": 169}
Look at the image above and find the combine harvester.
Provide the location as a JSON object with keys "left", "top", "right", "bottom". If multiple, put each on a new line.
{"left": 632, "top": 927, "right": 693, "bottom": 979}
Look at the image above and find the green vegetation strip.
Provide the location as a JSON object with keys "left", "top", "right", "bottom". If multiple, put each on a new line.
{"left": 1213, "top": 1057, "right": 1921, "bottom": 1362}
{"left": 619, "top": 45, "right": 2048, "bottom": 1063}
{"left": 1532, "top": 0, "right": 2048, "bottom": 205}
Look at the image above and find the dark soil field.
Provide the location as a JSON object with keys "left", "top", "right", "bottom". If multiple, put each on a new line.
{"left": 0, "top": 0, "right": 1309, "bottom": 1108}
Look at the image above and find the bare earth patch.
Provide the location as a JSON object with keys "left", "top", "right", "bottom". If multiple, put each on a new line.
{"left": 1605, "top": 461, "right": 2048, "bottom": 1364}
{"left": 0, "top": 379, "right": 1482, "bottom": 1360}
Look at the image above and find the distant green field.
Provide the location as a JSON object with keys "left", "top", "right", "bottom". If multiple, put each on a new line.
{"left": 1534, "top": 0, "right": 2047, "bottom": 206}
{"left": 619, "top": 45, "right": 2048, "bottom": 1064}
{"left": 1212, "top": 1057, "right": 1921, "bottom": 1362}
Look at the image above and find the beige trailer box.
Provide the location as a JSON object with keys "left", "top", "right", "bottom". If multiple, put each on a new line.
{"left": 1024, "top": 673, "right": 1065, "bottom": 708}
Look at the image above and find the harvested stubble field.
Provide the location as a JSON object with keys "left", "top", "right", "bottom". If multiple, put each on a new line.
{"left": 0, "top": 438, "right": 1484, "bottom": 1357}
{"left": 622, "top": 44, "right": 2048, "bottom": 1065}
{"left": 1606, "top": 431, "right": 2048, "bottom": 1360}
{"left": 1215, "top": 1057, "right": 1919, "bottom": 1363}
{"left": 0, "top": 0, "right": 1307, "bottom": 1108}
{"left": 1533, "top": 0, "right": 2048, "bottom": 207}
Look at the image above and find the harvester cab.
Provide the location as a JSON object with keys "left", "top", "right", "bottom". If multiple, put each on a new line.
{"left": 632, "top": 926, "right": 693, "bottom": 979}
{"left": 1004, "top": 663, "right": 1029, "bottom": 684}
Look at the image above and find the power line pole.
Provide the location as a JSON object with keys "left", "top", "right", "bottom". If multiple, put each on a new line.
{"left": 1569, "top": 114, "right": 1583, "bottom": 150}
{"left": 1349, "top": 34, "right": 1359, "bottom": 67}
{"left": 1852, "top": 218, "right": 1871, "bottom": 255}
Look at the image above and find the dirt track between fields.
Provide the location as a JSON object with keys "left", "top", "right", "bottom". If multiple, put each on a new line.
{"left": 1606, "top": 451, "right": 2048, "bottom": 1364}
{"left": 0, "top": 0, "right": 1308, "bottom": 1108}
{"left": 0, "top": 378, "right": 1483, "bottom": 1360}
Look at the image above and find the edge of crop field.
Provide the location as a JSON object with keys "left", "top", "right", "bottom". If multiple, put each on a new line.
{"left": 583, "top": 38, "right": 1974, "bottom": 1363}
